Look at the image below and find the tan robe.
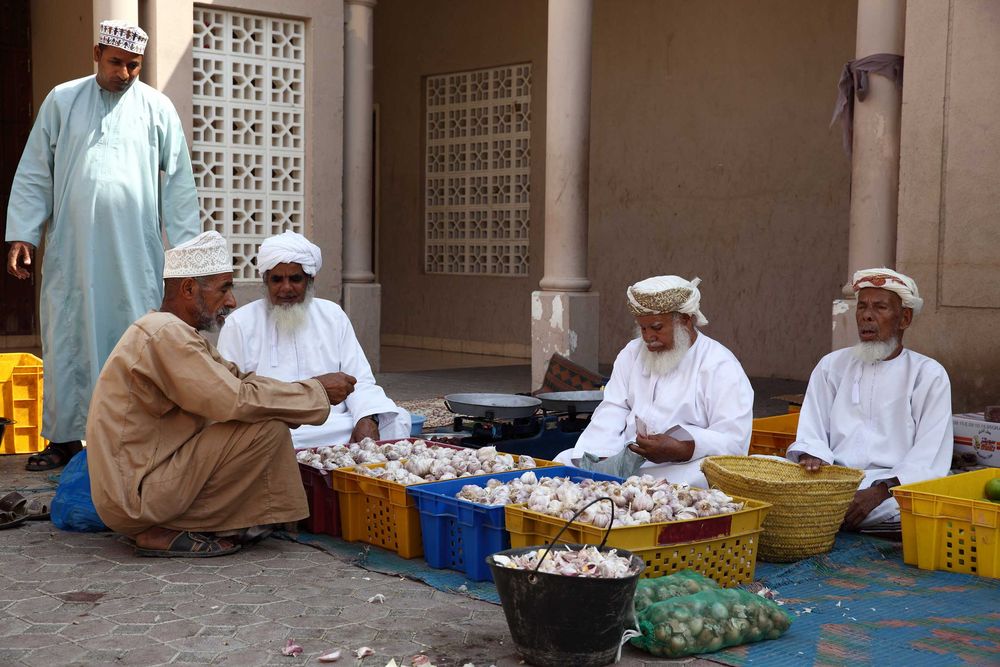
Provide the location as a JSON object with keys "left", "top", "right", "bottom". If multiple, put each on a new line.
{"left": 86, "top": 312, "right": 330, "bottom": 536}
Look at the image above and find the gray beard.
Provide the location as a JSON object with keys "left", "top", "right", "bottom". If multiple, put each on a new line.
{"left": 852, "top": 336, "right": 899, "bottom": 364}
{"left": 266, "top": 290, "right": 314, "bottom": 336}
{"left": 637, "top": 322, "right": 692, "bottom": 377}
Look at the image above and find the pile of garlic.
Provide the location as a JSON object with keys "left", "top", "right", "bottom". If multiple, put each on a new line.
{"left": 456, "top": 473, "right": 743, "bottom": 528}
{"left": 296, "top": 438, "right": 439, "bottom": 471}
{"left": 351, "top": 446, "right": 538, "bottom": 486}
{"left": 492, "top": 545, "right": 640, "bottom": 578}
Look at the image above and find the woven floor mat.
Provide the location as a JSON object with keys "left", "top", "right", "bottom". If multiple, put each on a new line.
{"left": 397, "top": 398, "right": 454, "bottom": 430}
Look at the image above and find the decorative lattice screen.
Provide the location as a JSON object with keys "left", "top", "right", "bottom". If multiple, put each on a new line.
{"left": 424, "top": 64, "right": 532, "bottom": 276}
{"left": 192, "top": 8, "right": 305, "bottom": 281}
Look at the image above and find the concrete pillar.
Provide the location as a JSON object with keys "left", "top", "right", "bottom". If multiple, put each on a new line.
{"left": 343, "top": 0, "right": 381, "bottom": 369}
{"left": 92, "top": 0, "right": 139, "bottom": 43}
{"left": 833, "top": 0, "right": 905, "bottom": 350}
{"left": 531, "top": 0, "right": 598, "bottom": 389}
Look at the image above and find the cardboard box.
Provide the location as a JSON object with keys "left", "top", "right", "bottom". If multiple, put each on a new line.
{"left": 953, "top": 412, "right": 1000, "bottom": 468}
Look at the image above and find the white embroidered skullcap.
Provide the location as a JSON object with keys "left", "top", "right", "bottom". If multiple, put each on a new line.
{"left": 256, "top": 231, "right": 323, "bottom": 276}
{"left": 627, "top": 275, "right": 709, "bottom": 326}
{"left": 163, "top": 231, "right": 232, "bottom": 279}
{"left": 98, "top": 20, "right": 148, "bottom": 55}
{"left": 852, "top": 267, "right": 923, "bottom": 315}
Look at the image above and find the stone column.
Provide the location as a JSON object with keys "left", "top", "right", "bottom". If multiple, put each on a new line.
{"left": 93, "top": 0, "right": 139, "bottom": 42}
{"left": 531, "top": 0, "right": 599, "bottom": 389}
{"left": 833, "top": 0, "right": 906, "bottom": 350}
{"left": 342, "top": 0, "right": 381, "bottom": 370}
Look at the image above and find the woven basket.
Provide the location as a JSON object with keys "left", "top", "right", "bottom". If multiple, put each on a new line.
{"left": 702, "top": 456, "right": 864, "bottom": 563}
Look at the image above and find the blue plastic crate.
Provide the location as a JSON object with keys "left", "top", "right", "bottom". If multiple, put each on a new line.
{"left": 408, "top": 466, "right": 623, "bottom": 582}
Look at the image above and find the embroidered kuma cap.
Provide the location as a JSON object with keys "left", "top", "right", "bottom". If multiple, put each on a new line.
{"left": 163, "top": 231, "right": 233, "bottom": 279}
{"left": 98, "top": 20, "right": 148, "bottom": 55}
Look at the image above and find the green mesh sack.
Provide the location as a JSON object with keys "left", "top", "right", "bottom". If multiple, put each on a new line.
{"left": 631, "top": 587, "right": 793, "bottom": 658}
{"left": 633, "top": 570, "right": 721, "bottom": 614}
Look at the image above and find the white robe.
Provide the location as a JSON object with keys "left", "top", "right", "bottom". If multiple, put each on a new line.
{"left": 786, "top": 347, "right": 954, "bottom": 528}
{"left": 216, "top": 298, "right": 410, "bottom": 448}
{"left": 555, "top": 334, "right": 754, "bottom": 487}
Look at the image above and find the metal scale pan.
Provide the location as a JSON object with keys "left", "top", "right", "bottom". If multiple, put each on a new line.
{"left": 534, "top": 390, "right": 604, "bottom": 414}
{"left": 443, "top": 393, "right": 542, "bottom": 420}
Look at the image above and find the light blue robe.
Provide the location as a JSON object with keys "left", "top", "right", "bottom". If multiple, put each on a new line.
{"left": 4, "top": 76, "right": 199, "bottom": 442}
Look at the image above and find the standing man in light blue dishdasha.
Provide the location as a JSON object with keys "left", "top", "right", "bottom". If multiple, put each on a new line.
{"left": 4, "top": 20, "right": 200, "bottom": 471}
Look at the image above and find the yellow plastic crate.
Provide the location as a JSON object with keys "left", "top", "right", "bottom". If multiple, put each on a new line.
{"left": 893, "top": 469, "right": 1000, "bottom": 579}
{"left": 503, "top": 496, "right": 770, "bottom": 584}
{"left": 0, "top": 353, "right": 47, "bottom": 455}
{"left": 332, "top": 457, "right": 558, "bottom": 559}
{"left": 749, "top": 413, "right": 799, "bottom": 457}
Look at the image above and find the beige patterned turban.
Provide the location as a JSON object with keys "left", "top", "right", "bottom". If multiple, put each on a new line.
{"left": 852, "top": 267, "right": 923, "bottom": 315}
{"left": 626, "top": 275, "right": 709, "bottom": 326}
{"left": 163, "top": 231, "right": 232, "bottom": 279}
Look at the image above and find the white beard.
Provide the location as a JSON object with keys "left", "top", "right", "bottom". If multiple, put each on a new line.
{"left": 267, "top": 290, "right": 314, "bottom": 336}
{"left": 637, "top": 321, "right": 692, "bottom": 377}
{"left": 852, "top": 336, "right": 899, "bottom": 364}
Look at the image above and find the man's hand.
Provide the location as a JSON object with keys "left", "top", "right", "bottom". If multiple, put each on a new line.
{"left": 7, "top": 242, "right": 34, "bottom": 279}
{"left": 797, "top": 453, "right": 829, "bottom": 472}
{"left": 628, "top": 432, "right": 695, "bottom": 464}
{"left": 314, "top": 372, "right": 356, "bottom": 404}
{"left": 350, "top": 416, "right": 380, "bottom": 443}
{"left": 842, "top": 483, "right": 892, "bottom": 531}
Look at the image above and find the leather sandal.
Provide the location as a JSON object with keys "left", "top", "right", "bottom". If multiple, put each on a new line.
{"left": 134, "top": 531, "right": 242, "bottom": 558}
{"left": 25, "top": 441, "right": 82, "bottom": 472}
{"left": 0, "top": 492, "right": 29, "bottom": 529}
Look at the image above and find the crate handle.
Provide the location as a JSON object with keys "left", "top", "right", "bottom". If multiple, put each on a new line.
{"left": 530, "top": 496, "right": 615, "bottom": 577}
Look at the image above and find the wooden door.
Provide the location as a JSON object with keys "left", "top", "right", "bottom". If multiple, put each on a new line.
{"left": 0, "top": 0, "right": 35, "bottom": 336}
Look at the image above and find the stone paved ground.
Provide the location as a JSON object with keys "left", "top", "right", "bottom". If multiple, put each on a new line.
{"left": 0, "top": 456, "right": 717, "bottom": 667}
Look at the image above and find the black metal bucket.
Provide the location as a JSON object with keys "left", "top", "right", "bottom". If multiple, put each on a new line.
{"left": 0, "top": 418, "right": 12, "bottom": 445}
{"left": 486, "top": 498, "right": 644, "bottom": 667}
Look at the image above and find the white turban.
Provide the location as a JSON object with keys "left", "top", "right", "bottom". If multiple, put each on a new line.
{"left": 163, "top": 231, "right": 232, "bottom": 279}
{"left": 257, "top": 231, "right": 323, "bottom": 276}
{"left": 852, "top": 267, "right": 923, "bottom": 315}
{"left": 626, "top": 275, "right": 709, "bottom": 326}
{"left": 98, "top": 20, "right": 148, "bottom": 55}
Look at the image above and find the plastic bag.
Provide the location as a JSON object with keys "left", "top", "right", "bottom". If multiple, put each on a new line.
{"left": 631, "top": 587, "right": 792, "bottom": 658}
{"left": 633, "top": 570, "right": 722, "bottom": 614}
{"left": 51, "top": 448, "right": 109, "bottom": 532}
{"left": 576, "top": 448, "right": 646, "bottom": 478}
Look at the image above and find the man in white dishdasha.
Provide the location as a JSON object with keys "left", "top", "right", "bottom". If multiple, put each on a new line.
{"left": 787, "top": 268, "right": 953, "bottom": 532}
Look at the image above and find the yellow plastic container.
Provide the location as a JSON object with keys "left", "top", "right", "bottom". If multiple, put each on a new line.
{"left": 0, "top": 353, "right": 47, "bottom": 455}
{"left": 749, "top": 413, "right": 800, "bottom": 457}
{"left": 893, "top": 469, "right": 1000, "bottom": 579}
{"left": 503, "top": 496, "right": 770, "bottom": 585}
{"left": 332, "top": 457, "right": 558, "bottom": 559}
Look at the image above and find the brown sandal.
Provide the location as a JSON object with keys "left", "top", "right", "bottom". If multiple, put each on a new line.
{"left": 0, "top": 492, "right": 29, "bottom": 529}
{"left": 134, "top": 531, "right": 241, "bottom": 558}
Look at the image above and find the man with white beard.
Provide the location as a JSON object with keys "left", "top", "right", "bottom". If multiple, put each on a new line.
{"left": 786, "top": 268, "right": 953, "bottom": 532}
{"left": 555, "top": 276, "right": 753, "bottom": 487}
{"left": 217, "top": 231, "right": 410, "bottom": 448}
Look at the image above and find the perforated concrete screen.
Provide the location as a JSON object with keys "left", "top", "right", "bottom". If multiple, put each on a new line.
{"left": 424, "top": 64, "right": 532, "bottom": 276}
{"left": 192, "top": 8, "right": 306, "bottom": 281}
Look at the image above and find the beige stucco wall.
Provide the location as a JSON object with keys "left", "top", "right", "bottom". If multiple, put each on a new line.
{"left": 896, "top": 0, "right": 1000, "bottom": 410}
{"left": 30, "top": 1, "right": 94, "bottom": 128}
{"left": 374, "top": 0, "right": 547, "bottom": 355}
{"left": 375, "top": 0, "right": 855, "bottom": 378}
{"left": 183, "top": 0, "right": 345, "bottom": 308}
